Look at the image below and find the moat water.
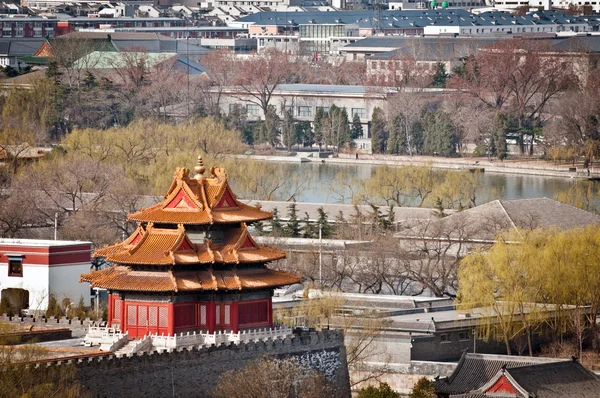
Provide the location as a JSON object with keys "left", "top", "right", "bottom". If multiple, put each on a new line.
{"left": 246, "top": 162, "right": 598, "bottom": 205}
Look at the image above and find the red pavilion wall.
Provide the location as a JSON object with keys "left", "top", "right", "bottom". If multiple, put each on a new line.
{"left": 109, "top": 295, "right": 272, "bottom": 338}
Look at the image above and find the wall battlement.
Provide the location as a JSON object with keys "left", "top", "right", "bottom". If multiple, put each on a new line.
{"left": 28, "top": 329, "right": 351, "bottom": 397}
{"left": 0, "top": 313, "right": 95, "bottom": 331}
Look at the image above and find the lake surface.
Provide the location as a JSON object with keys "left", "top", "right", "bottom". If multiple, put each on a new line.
{"left": 259, "top": 162, "right": 594, "bottom": 205}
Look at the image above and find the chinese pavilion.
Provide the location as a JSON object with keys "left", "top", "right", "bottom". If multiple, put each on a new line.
{"left": 81, "top": 156, "right": 300, "bottom": 338}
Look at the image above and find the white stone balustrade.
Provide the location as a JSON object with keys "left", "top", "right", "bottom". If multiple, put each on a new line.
{"left": 84, "top": 325, "right": 293, "bottom": 351}
{"left": 130, "top": 335, "right": 153, "bottom": 354}
{"left": 99, "top": 331, "right": 129, "bottom": 352}
{"left": 83, "top": 326, "right": 124, "bottom": 346}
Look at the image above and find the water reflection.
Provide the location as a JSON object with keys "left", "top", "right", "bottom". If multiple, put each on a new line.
{"left": 272, "top": 162, "right": 589, "bottom": 205}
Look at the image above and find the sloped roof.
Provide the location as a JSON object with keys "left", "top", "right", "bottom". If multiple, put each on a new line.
{"left": 400, "top": 198, "right": 600, "bottom": 242}
{"left": 0, "top": 39, "right": 46, "bottom": 57}
{"left": 80, "top": 265, "right": 300, "bottom": 292}
{"left": 236, "top": 9, "right": 590, "bottom": 30}
{"left": 435, "top": 352, "right": 568, "bottom": 395}
{"left": 507, "top": 360, "right": 600, "bottom": 398}
{"left": 73, "top": 50, "right": 176, "bottom": 69}
{"left": 94, "top": 224, "right": 285, "bottom": 266}
{"left": 128, "top": 161, "right": 273, "bottom": 225}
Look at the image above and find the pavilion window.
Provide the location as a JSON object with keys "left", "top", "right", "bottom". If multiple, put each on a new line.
{"left": 216, "top": 304, "right": 221, "bottom": 325}
{"left": 200, "top": 304, "right": 207, "bottom": 326}
{"left": 113, "top": 298, "right": 122, "bottom": 323}
{"left": 224, "top": 304, "right": 231, "bottom": 325}
{"left": 159, "top": 306, "right": 168, "bottom": 328}
{"left": 149, "top": 306, "right": 157, "bottom": 327}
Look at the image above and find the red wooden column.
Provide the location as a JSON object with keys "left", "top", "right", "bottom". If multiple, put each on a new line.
{"left": 207, "top": 301, "right": 216, "bottom": 334}
{"left": 231, "top": 301, "right": 239, "bottom": 333}
{"left": 268, "top": 298, "right": 273, "bottom": 327}
{"left": 167, "top": 303, "right": 175, "bottom": 336}
{"left": 119, "top": 299, "right": 126, "bottom": 333}
{"left": 107, "top": 294, "right": 113, "bottom": 327}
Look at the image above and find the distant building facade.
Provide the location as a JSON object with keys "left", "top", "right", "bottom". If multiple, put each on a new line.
{"left": 219, "top": 84, "right": 397, "bottom": 152}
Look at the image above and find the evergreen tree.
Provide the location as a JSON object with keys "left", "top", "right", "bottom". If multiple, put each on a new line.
{"left": 434, "top": 197, "right": 446, "bottom": 218}
{"left": 351, "top": 112, "right": 363, "bottom": 140}
{"left": 491, "top": 112, "right": 508, "bottom": 160}
{"left": 370, "top": 107, "right": 388, "bottom": 154}
{"left": 327, "top": 105, "right": 351, "bottom": 151}
{"left": 313, "top": 107, "right": 327, "bottom": 151}
{"left": 302, "top": 212, "right": 317, "bottom": 238}
{"left": 281, "top": 108, "right": 296, "bottom": 150}
{"left": 265, "top": 105, "right": 280, "bottom": 147}
{"left": 284, "top": 202, "right": 302, "bottom": 237}
{"left": 422, "top": 109, "right": 457, "bottom": 156}
{"left": 270, "top": 207, "right": 283, "bottom": 236}
{"left": 316, "top": 207, "right": 334, "bottom": 238}
{"left": 387, "top": 114, "right": 406, "bottom": 155}
{"left": 253, "top": 121, "right": 267, "bottom": 144}
{"left": 369, "top": 204, "right": 389, "bottom": 235}
{"left": 297, "top": 121, "right": 313, "bottom": 147}
{"left": 432, "top": 62, "right": 448, "bottom": 88}
{"left": 386, "top": 205, "right": 395, "bottom": 230}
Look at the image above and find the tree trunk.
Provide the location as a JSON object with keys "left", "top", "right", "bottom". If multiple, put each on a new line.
{"left": 504, "top": 335, "right": 512, "bottom": 355}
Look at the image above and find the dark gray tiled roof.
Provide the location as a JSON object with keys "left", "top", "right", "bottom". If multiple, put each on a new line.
{"left": 508, "top": 360, "right": 600, "bottom": 398}
{"left": 435, "top": 352, "right": 566, "bottom": 395}
{"left": 0, "top": 39, "right": 45, "bottom": 56}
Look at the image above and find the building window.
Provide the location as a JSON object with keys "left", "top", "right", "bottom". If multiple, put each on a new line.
{"left": 8, "top": 257, "right": 23, "bottom": 277}
{"left": 440, "top": 333, "right": 451, "bottom": 343}
{"left": 459, "top": 331, "right": 470, "bottom": 341}
{"left": 316, "top": 106, "right": 329, "bottom": 114}
{"left": 298, "top": 106, "right": 312, "bottom": 117}
{"left": 247, "top": 104, "right": 260, "bottom": 116}
{"left": 351, "top": 108, "right": 366, "bottom": 119}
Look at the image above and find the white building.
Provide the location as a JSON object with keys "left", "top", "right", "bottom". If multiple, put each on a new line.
{"left": 0, "top": 239, "right": 92, "bottom": 314}
{"left": 219, "top": 84, "right": 397, "bottom": 152}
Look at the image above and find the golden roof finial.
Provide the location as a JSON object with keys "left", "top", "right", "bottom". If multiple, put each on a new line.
{"left": 194, "top": 154, "right": 206, "bottom": 179}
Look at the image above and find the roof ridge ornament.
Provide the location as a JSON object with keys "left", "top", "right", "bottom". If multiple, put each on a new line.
{"left": 194, "top": 154, "right": 206, "bottom": 179}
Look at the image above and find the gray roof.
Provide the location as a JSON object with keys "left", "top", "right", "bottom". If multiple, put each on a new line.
{"left": 401, "top": 198, "right": 600, "bottom": 242}
{"left": 236, "top": 9, "right": 596, "bottom": 30}
{"left": 56, "top": 32, "right": 209, "bottom": 55}
{"left": 506, "top": 360, "right": 600, "bottom": 398}
{"left": 367, "top": 35, "right": 600, "bottom": 61}
{"left": 435, "top": 352, "right": 567, "bottom": 395}
{"left": 0, "top": 39, "right": 45, "bottom": 57}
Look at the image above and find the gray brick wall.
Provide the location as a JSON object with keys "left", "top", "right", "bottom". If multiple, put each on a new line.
{"left": 35, "top": 330, "right": 351, "bottom": 398}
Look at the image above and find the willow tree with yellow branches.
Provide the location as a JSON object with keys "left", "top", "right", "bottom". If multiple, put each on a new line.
{"left": 458, "top": 225, "right": 600, "bottom": 357}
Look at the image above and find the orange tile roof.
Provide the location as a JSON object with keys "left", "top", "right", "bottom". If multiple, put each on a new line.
{"left": 80, "top": 266, "right": 177, "bottom": 292}
{"left": 80, "top": 265, "right": 301, "bottom": 292}
{"left": 128, "top": 164, "right": 272, "bottom": 225}
{"left": 94, "top": 224, "right": 285, "bottom": 266}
